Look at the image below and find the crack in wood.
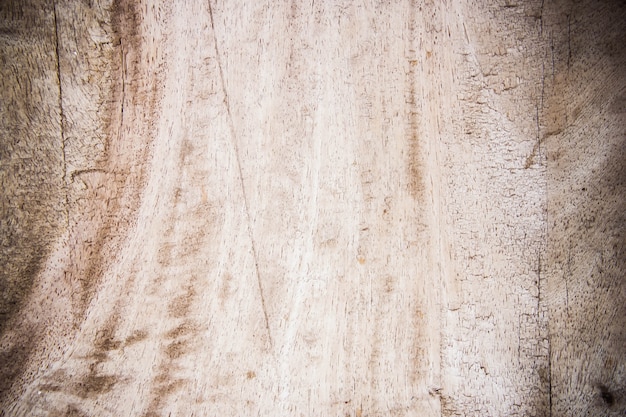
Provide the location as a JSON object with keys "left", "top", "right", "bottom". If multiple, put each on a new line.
{"left": 207, "top": 0, "right": 273, "bottom": 351}
{"left": 53, "top": 1, "right": 70, "bottom": 231}
{"left": 119, "top": 37, "right": 126, "bottom": 144}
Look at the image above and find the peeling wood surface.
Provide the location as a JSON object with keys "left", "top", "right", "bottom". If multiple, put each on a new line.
{"left": 1, "top": 1, "right": 624, "bottom": 416}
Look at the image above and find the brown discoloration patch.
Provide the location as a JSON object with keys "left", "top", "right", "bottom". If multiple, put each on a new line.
{"left": 76, "top": 373, "right": 118, "bottom": 398}
{"left": 38, "top": 382, "right": 62, "bottom": 393}
{"left": 76, "top": 348, "right": 121, "bottom": 398}
{"left": 383, "top": 275, "right": 395, "bottom": 293}
{"left": 93, "top": 313, "right": 122, "bottom": 354}
{"left": 0, "top": 325, "right": 38, "bottom": 399}
{"left": 165, "top": 322, "right": 196, "bottom": 339}
{"left": 406, "top": 117, "right": 424, "bottom": 199}
{"left": 219, "top": 272, "right": 233, "bottom": 307}
{"left": 157, "top": 243, "right": 175, "bottom": 266}
{"left": 145, "top": 271, "right": 199, "bottom": 414}
{"left": 94, "top": 332, "right": 122, "bottom": 353}
{"left": 180, "top": 138, "right": 195, "bottom": 165}
{"left": 49, "top": 404, "right": 90, "bottom": 417}
{"left": 524, "top": 142, "right": 539, "bottom": 169}
{"left": 124, "top": 329, "right": 148, "bottom": 346}
{"left": 404, "top": 0, "right": 424, "bottom": 202}
{"left": 155, "top": 377, "right": 186, "bottom": 396}
{"left": 167, "top": 284, "right": 196, "bottom": 319}
{"left": 67, "top": 312, "right": 124, "bottom": 398}
{"left": 165, "top": 339, "right": 188, "bottom": 360}
{"left": 143, "top": 376, "right": 188, "bottom": 416}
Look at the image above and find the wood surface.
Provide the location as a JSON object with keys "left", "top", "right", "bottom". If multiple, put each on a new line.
{"left": 0, "top": 1, "right": 624, "bottom": 416}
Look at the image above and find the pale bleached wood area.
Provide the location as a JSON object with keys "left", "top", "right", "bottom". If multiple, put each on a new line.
{"left": 1, "top": 1, "right": 624, "bottom": 416}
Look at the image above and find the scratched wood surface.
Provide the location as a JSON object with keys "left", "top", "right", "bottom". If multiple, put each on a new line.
{"left": 1, "top": 1, "right": 624, "bottom": 416}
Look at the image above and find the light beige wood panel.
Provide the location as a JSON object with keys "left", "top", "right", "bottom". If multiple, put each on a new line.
{"left": 438, "top": 1, "right": 550, "bottom": 415}
{"left": 216, "top": 0, "right": 443, "bottom": 414}
{"left": 8, "top": 1, "right": 445, "bottom": 415}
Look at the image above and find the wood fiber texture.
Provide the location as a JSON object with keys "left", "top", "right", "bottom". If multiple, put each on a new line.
{"left": 0, "top": 0, "right": 65, "bottom": 398}
{"left": 0, "top": 1, "right": 624, "bottom": 416}
{"left": 543, "top": 1, "right": 626, "bottom": 415}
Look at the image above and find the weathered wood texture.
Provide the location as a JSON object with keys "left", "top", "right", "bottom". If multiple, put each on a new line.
{"left": 0, "top": 1, "right": 624, "bottom": 416}
{"left": 543, "top": 1, "right": 626, "bottom": 415}
{"left": 0, "top": 0, "right": 65, "bottom": 398}
{"left": 1, "top": 0, "right": 163, "bottom": 412}
{"left": 439, "top": 1, "right": 550, "bottom": 414}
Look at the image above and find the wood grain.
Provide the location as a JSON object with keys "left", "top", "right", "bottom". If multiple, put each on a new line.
{"left": 1, "top": 1, "right": 624, "bottom": 416}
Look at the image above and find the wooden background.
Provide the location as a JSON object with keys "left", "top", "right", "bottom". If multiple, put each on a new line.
{"left": 1, "top": 1, "right": 624, "bottom": 416}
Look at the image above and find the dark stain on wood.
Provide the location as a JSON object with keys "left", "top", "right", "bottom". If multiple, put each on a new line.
{"left": 405, "top": 0, "right": 424, "bottom": 201}
{"left": 165, "top": 339, "right": 188, "bottom": 360}
{"left": 165, "top": 322, "right": 196, "bottom": 339}
{"left": 167, "top": 284, "right": 196, "bottom": 319}
{"left": 145, "top": 272, "right": 199, "bottom": 415}
{"left": 76, "top": 372, "right": 118, "bottom": 398}
{"left": 124, "top": 329, "right": 148, "bottom": 346}
{"left": 598, "top": 384, "right": 615, "bottom": 407}
{"left": 93, "top": 313, "right": 122, "bottom": 354}
{"left": 0, "top": 324, "right": 37, "bottom": 400}
{"left": 49, "top": 404, "right": 90, "bottom": 417}
{"left": 143, "top": 376, "right": 187, "bottom": 416}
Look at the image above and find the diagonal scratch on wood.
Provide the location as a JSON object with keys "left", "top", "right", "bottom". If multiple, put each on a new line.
{"left": 207, "top": 0, "right": 274, "bottom": 350}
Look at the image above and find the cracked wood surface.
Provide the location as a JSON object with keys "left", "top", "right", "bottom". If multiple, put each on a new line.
{"left": 1, "top": 1, "right": 625, "bottom": 416}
